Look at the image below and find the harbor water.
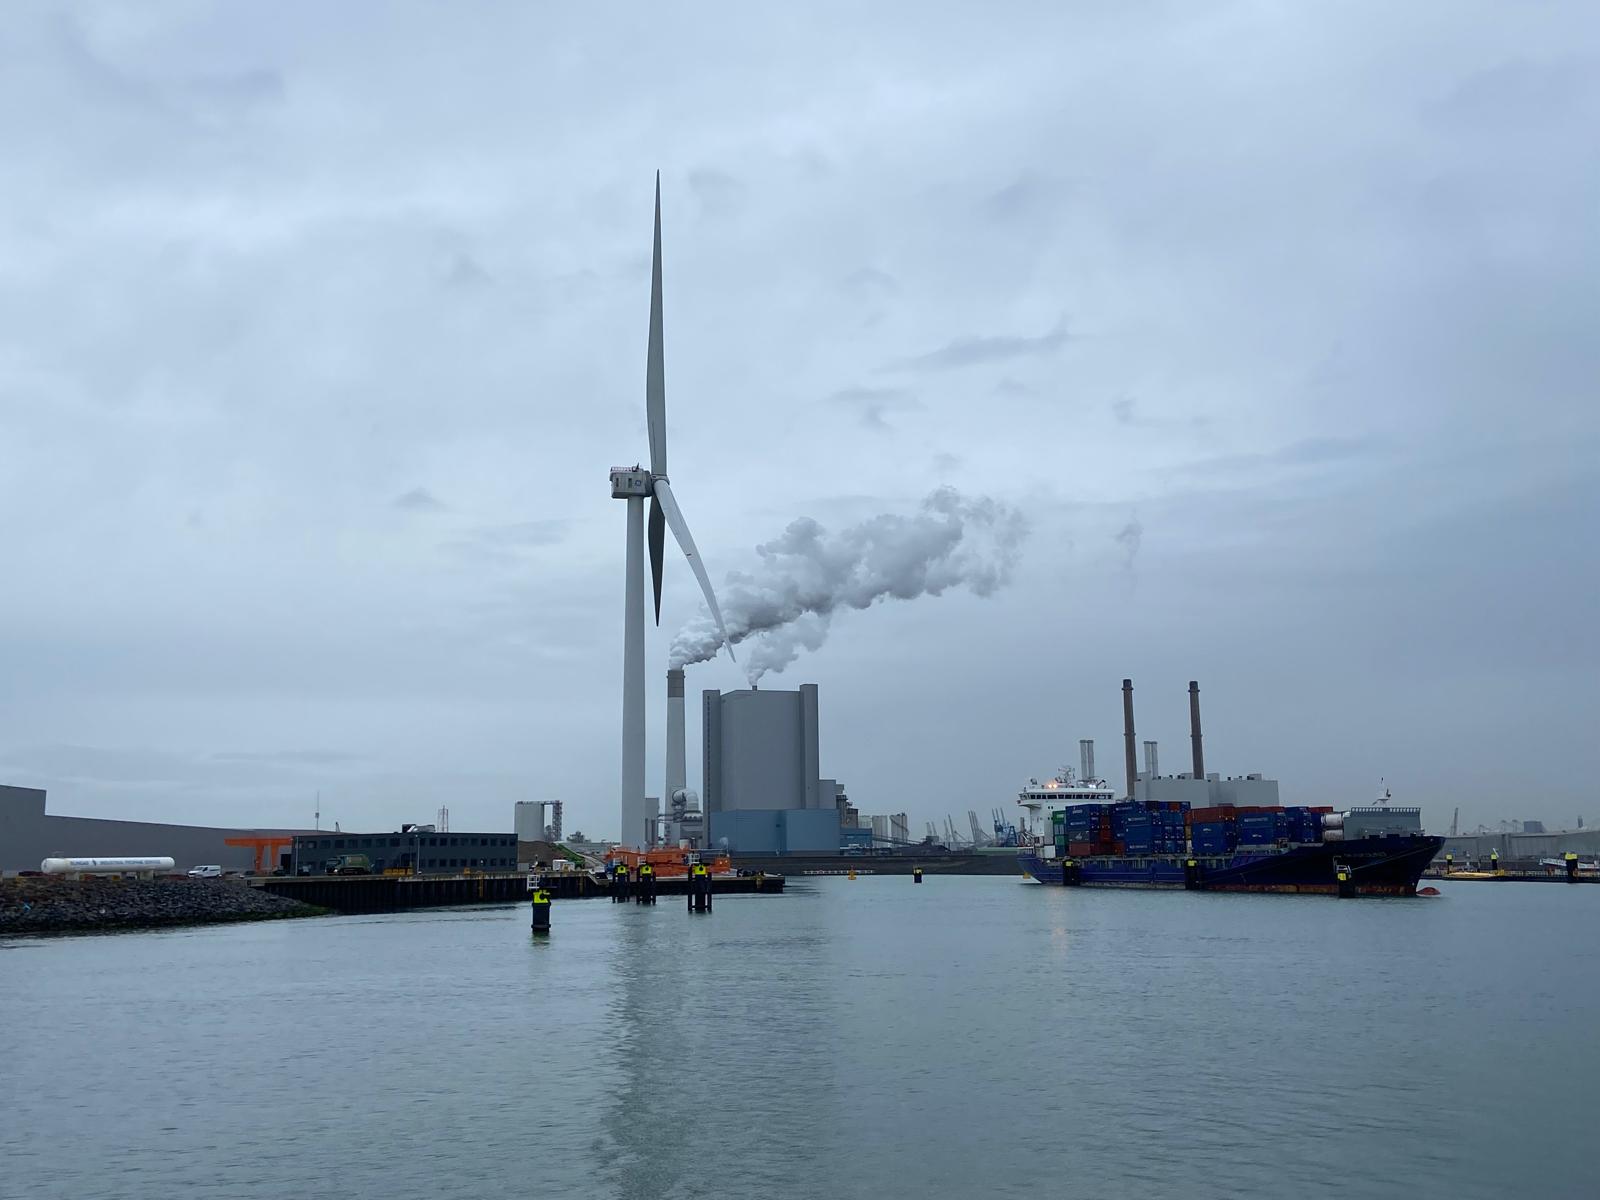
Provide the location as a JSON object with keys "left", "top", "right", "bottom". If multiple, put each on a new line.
{"left": 2, "top": 876, "right": 1594, "bottom": 1199}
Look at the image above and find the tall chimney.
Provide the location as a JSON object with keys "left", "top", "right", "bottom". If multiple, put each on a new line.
{"left": 1079, "top": 738, "right": 1095, "bottom": 784}
{"left": 666, "top": 668, "right": 686, "bottom": 803}
{"left": 1143, "top": 740, "right": 1159, "bottom": 780}
{"left": 1188, "top": 680, "right": 1205, "bottom": 779}
{"left": 1122, "top": 678, "right": 1137, "bottom": 800}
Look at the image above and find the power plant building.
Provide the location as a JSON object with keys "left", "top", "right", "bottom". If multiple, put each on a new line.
{"left": 702, "top": 684, "right": 840, "bottom": 854}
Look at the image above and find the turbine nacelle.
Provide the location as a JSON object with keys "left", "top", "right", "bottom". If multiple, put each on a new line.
{"left": 610, "top": 467, "right": 652, "bottom": 499}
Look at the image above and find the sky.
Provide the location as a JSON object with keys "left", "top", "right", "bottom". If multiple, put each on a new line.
{"left": 0, "top": 1, "right": 1595, "bottom": 839}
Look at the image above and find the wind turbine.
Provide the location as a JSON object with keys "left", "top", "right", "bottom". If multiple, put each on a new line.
{"left": 610, "top": 174, "right": 733, "bottom": 848}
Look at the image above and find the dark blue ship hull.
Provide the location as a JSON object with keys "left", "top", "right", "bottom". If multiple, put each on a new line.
{"left": 1020, "top": 834, "right": 1442, "bottom": 896}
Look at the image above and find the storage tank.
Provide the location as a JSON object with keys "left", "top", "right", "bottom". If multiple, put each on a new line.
{"left": 41, "top": 857, "right": 175, "bottom": 875}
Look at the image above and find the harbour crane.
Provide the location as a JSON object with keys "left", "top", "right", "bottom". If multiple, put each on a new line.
{"left": 969, "top": 810, "right": 992, "bottom": 847}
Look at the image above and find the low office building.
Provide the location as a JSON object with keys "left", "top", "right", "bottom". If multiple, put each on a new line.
{"left": 291, "top": 830, "right": 518, "bottom": 874}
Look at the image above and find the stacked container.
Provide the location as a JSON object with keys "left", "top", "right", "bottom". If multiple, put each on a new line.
{"left": 1156, "top": 802, "right": 1188, "bottom": 854}
{"left": 1124, "top": 810, "right": 1155, "bottom": 855}
{"left": 1187, "top": 805, "right": 1238, "bottom": 856}
{"left": 1062, "top": 803, "right": 1113, "bottom": 856}
{"left": 1279, "top": 807, "right": 1327, "bottom": 843}
{"left": 1236, "top": 808, "right": 1286, "bottom": 846}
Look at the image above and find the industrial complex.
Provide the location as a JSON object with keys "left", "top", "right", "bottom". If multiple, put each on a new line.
{"left": 4, "top": 669, "right": 1592, "bottom": 877}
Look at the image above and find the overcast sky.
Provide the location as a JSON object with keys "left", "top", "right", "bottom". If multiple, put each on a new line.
{"left": 1, "top": 1, "right": 1595, "bottom": 839}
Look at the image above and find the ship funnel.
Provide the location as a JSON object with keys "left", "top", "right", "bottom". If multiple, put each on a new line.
{"left": 1188, "top": 680, "right": 1205, "bottom": 779}
{"left": 1122, "top": 678, "right": 1137, "bottom": 800}
{"left": 1079, "top": 739, "right": 1095, "bottom": 784}
{"left": 1143, "top": 740, "right": 1159, "bottom": 780}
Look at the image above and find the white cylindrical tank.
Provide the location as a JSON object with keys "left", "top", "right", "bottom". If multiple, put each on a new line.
{"left": 1321, "top": 812, "right": 1344, "bottom": 830}
{"left": 1322, "top": 829, "right": 1345, "bottom": 842}
{"left": 41, "top": 857, "right": 175, "bottom": 874}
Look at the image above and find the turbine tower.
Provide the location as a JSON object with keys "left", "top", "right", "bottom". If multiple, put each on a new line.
{"left": 611, "top": 175, "right": 732, "bottom": 848}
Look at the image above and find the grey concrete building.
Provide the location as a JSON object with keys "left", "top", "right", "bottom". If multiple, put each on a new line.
{"left": 1, "top": 784, "right": 311, "bottom": 874}
{"left": 702, "top": 685, "right": 821, "bottom": 812}
{"left": 1135, "top": 773, "right": 1281, "bottom": 807}
{"left": 701, "top": 684, "right": 838, "bottom": 853}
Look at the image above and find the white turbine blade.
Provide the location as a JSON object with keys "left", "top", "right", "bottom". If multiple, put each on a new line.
{"left": 652, "top": 477, "right": 734, "bottom": 662}
{"left": 645, "top": 173, "right": 667, "bottom": 477}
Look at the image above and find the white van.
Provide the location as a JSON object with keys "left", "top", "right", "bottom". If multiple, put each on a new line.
{"left": 187, "top": 864, "right": 223, "bottom": 879}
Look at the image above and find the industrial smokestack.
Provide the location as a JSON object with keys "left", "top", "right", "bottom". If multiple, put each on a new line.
{"left": 1143, "top": 740, "right": 1159, "bottom": 780}
{"left": 1122, "top": 679, "right": 1137, "bottom": 800}
{"left": 1188, "top": 680, "right": 1205, "bottom": 779}
{"left": 1079, "top": 738, "right": 1095, "bottom": 784}
{"left": 666, "top": 668, "right": 686, "bottom": 803}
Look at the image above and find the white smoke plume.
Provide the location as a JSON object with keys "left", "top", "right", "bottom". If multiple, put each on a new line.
{"left": 670, "top": 487, "right": 1028, "bottom": 684}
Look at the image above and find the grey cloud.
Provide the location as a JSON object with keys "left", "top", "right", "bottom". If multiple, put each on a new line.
{"left": 829, "top": 386, "right": 921, "bottom": 431}
{"left": 1276, "top": 436, "right": 1377, "bottom": 466}
{"left": 887, "top": 318, "right": 1068, "bottom": 372}
{"left": 438, "top": 520, "right": 569, "bottom": 567}
{"left": 0, "top": 744, "right": 189, "bottom": 785}
{"left": 981, "top": 173, "right": 1072, "bottom": 226}
{"left": 394, "top": 487, "right": 445, "bottom": 511}
{"left": 1425, "top": 57, "right": 1598, "bottom": 131}
{"left": 469, "top": 520, "right": 567, "bottom": 548}
{"left": 841, "top": 266, "right": 898, "bottom": 297}
{"left": 441, "top": 251, "right": 492, "bottom": 289}
{"left": 1179, "top": 435, "right": 1381, "bottom": 476}
{"left": 688, "top": 167, "right": 747, "bottom": 219}
{"left": 1115, "top": 519, "right": 1142, "bottom": 570}
{"left": 210, "top": 749, "right": 364, "bottom": 765}
{"left": 187, "top": 68, "right": 286, "bottom": 115}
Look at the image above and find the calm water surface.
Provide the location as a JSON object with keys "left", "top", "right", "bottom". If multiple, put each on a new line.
{"left": 3, "top": 877, "right": 1595, "bottom": 1199}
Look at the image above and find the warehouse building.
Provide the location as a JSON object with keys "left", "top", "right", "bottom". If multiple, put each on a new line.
{"left": 701, "top": 684, "right": 841, "bottom": 854}
{"left": 0, "top": 783, "right": 309, "bottom": 874}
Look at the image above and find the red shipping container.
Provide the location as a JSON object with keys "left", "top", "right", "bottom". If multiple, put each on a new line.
{"left": 1067, "top": 841, "right": 1098, "bottom": 856}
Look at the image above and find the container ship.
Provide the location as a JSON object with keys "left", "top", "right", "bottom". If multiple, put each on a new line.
{"left": 1015, "top": 679, "right": 1443, "bottom": 897}
{"left": 1017, "top": 795, "right": 1441, "bottom": 896}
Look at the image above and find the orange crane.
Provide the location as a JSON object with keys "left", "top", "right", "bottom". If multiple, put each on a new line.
{"left": 223, "top": 835, "right": 298, "bottom": 874}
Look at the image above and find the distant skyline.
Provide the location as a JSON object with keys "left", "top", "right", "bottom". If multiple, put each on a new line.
{"left": 0, "top": 2, "right": 1595, "bottom": 838}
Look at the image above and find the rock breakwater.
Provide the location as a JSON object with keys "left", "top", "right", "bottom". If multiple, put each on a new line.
{"left": 1, "top": 876, "right": 324, "bottom": 936}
